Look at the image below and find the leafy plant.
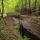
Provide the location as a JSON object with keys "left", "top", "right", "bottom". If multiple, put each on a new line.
{"left": 20, "top": 36, "right": 29, "bottom": 40}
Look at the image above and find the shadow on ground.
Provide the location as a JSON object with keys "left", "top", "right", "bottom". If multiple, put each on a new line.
{"left": 19, "top": 24, "right": 40, "bottom": 40}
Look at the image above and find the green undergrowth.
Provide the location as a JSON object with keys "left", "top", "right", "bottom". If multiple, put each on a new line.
{"left": 20, "top": 36, "right": 29, "bottom": 40}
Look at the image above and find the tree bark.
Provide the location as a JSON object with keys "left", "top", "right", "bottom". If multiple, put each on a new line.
{"left": 35, "top": 0, "right": 37, "bottom": 8}
{"left": 25, "top": 0, "right": 27, "bottom": 8}
{"left": 29, "top": 0, "right": 31, "bottom": 8}
{"left": 2, "top": 0, "right": 4, "bottom": 18}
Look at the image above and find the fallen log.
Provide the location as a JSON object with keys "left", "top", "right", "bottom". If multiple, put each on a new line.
{"left": 20, "top": 15, "right": 40, "bottom": 39}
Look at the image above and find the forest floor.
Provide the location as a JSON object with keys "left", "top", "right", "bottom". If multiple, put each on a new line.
{"left": 0, "top": 16, "right": 29, "bottom": 40}
{"left": 0, "top": 15, "right": 40, "bottom": 40}
{"left": 0, "top": 16, "right": 20, "bottom": 40}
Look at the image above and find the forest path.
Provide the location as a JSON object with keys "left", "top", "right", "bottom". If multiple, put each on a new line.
{"left": 0, "top": 16, "right": 20, "bottom": 40}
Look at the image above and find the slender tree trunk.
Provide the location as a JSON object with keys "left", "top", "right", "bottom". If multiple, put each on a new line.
{"left": 21, "top": 0, "right": 23, "bottom": 14}
{"left": 39, "top": 5, "right": 40, "bottom": 11}
{"left": 29, "top": 0, "right": 31, "bottom": 8}
{"left": 38, "top": 5, "right": 40, "bottom": 16}
{"left": 2, "top": 0, "right": 4, "bottom": 18}
{"left": 25, "top": 0, "right": 27, "bottom": 14}
{"left": 28, "top": 0, "right": 31, "bottom": 15}
{"left": 35, "top": 0, "right": 37, "bottom": 8}
{"left": 25, "top": 0, "right": 27, "bottom": 8}
{"left": 21, "top": 0, "right": 23, "bottom": 8}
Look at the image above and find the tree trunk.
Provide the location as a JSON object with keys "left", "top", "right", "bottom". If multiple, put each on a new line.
{"left": 29, "top": 0, "right": 31, "bottom": 8}
{"left": 2, "top": 0, "right": 4, "bottom": 18}
{"left": 25, "top": 0, "right": 27, "bottom": 8}
{"left": 35, "top": 0, "right": 37, "bottom": 8}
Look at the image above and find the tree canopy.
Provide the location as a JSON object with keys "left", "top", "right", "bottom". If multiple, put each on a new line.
{"left": 0, "top": 0, "right": 40, "bottom": 16}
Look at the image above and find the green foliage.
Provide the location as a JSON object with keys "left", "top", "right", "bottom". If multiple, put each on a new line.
{"left": 0, "top": 0, "right": 40, "bottom": 16}
{"left": 0, "top": 25, "right": 5, "bottom": 39}
{"left": 20, "top": 36, "right": 29, "bottom": 40}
